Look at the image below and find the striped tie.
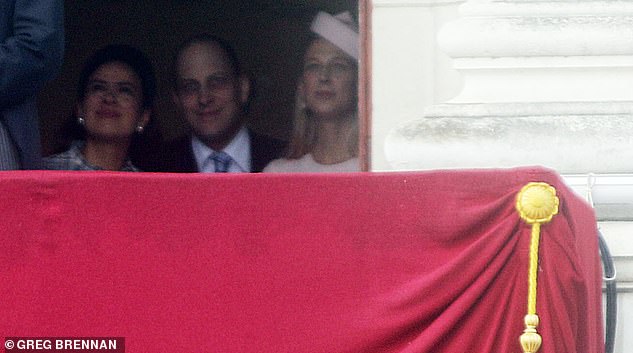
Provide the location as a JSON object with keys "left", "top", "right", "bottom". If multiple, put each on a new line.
{"left": 212, "top": 151, "right": 232, "bottom": 173}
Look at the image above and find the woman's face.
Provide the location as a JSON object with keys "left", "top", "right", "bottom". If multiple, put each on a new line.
{"left": 78, "top": 61, "right": 149, "bottom": 142}
{"left": 300, "top": 38, "right": 357, "bottom": 120}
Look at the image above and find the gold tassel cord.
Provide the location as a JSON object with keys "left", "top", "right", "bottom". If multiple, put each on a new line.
{"left": 528, "top": 222, "right": 540, "bottom": 316}
{"left": 515, "top": 182, "right": 559, "bottom": 353}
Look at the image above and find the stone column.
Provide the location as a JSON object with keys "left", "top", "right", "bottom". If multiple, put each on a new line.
{"left": 384, "top": 0, "right": 633, "bottom": 173}
{"left": 371, "top": 0, "right": 462, "bottom": 170}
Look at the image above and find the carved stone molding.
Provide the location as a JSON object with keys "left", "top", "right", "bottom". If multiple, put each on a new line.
{"left": 385, "top": 0, "right": 633, "bottom": 173}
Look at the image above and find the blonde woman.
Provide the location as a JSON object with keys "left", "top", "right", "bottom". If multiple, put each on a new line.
{"left": 264, "top": 11, "right": 359, "bottom": 173}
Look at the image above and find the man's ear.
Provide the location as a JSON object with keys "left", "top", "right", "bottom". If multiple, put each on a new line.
{"left": 171, "top": 89, "right": 181, "bottom": 107}
{"left": 296, "top": 80, "right": 306, "bottom": 104}
{"left": 239, "top": 75, "right": 251, "bottom": 105}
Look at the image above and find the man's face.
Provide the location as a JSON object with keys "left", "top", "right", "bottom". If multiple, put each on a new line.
{"left": 173, "top": 42, "right": 248, "bottom": 149}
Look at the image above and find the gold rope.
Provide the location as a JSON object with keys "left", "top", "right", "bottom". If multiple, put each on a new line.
{"left": 527, "top": 222, "right": 540, "bottom": 315}
{"left": 515, "top": 182, "right": 559, "bottom": 353}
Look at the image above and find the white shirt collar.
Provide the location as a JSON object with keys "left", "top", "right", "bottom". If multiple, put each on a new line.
{"left": 191, "top": 127, "right": 251, "bottom": 172}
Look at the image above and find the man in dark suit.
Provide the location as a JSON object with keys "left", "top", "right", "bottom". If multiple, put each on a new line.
{"left": 0, "top": 0, "right": 64, "bottom": 169}
{"left": 144, "top": 34, "right": 284, "bottom": 173}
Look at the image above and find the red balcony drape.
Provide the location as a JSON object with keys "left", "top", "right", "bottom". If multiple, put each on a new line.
{"left": 0, "top": 167, "right": 603, "bottom": 353}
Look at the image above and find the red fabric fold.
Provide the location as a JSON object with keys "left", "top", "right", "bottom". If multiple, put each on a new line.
{"left": 0, "top": 167, "right": 603, "bottom": 353}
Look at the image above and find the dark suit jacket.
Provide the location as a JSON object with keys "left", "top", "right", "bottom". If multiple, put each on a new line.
{"left": 137, "top": 130, "right": 286, "bottom": 173}
{"left": 0, "top": 0, "right": 64, "bottom": 169}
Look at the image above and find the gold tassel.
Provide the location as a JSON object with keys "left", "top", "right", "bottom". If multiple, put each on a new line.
{"left": 516, "top": 182, "right": 559, "bottom": 353}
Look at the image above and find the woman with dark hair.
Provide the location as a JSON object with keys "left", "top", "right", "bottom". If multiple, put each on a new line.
{"left": 44, "top": 44, "right": 156, "bottom": 171}
{"left": 264, "top": 11, "right": 359, "bottom": 173}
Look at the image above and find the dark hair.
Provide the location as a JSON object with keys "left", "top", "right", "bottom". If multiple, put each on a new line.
{"left": 50, "top": 45, "right": 162, "bottom": 157}
{"left": 171, "top": 33, "right": 242, "bottom": 87}
{"left": 77, "top": 44, "right": 157, "bottom": 109}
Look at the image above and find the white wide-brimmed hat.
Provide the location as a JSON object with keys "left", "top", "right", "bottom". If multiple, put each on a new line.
{"left": 310, "top": 11, "right": 359, "bottom": 60}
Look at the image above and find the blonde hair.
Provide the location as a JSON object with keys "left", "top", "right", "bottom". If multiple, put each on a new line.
{"left": 285, "top": 90, "right": 358, "bottom": 159}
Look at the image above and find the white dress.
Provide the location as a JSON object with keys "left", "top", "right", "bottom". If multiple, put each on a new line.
{"left": 263, "top": 154, "right": 359, "bottom": 173}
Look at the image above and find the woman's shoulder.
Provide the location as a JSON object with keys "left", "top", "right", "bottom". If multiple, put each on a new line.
{"left": 262, "top": 158, "right": 294, "bottom": 173}
{"left": 42, "top": 143, "right": 84, "bottom": 170}
{"left": 263, "top": 154, "right": 359, "bottom": 173}
{"left": 263, "top": 154, "right": 314, "bottom": 173}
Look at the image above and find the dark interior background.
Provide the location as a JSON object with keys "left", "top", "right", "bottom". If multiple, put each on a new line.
{"left": 38, "top": 0, "right": 358, "bottom": 156}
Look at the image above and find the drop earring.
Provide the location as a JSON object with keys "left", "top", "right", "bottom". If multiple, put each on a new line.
{"left": 77, "top": 116, "right": 85, "bottom": 125}
{"left": 135, "top": 125, "right": 144, "bottom": 133}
